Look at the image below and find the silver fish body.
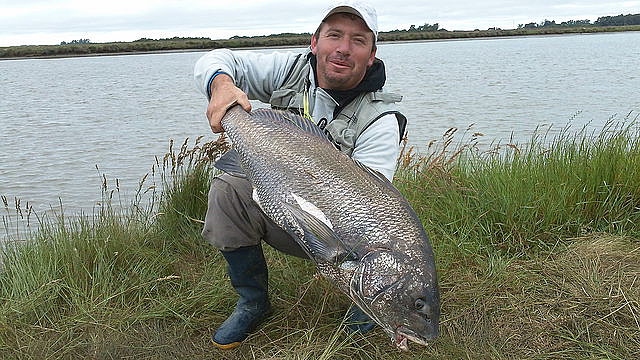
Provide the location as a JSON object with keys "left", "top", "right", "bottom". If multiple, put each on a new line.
{"left": 217, "top": 105, "right": 439, "bottom": 349}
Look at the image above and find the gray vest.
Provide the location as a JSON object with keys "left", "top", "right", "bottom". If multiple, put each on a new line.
{"left": 269, "top": 49, "right": 407, "bottom": 156}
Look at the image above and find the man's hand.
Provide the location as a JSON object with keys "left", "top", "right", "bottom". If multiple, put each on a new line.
{"left": 206, "top": 73, "right": 252, "bottom": 133}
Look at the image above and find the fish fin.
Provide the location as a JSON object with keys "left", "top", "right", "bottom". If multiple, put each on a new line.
{"left": 352, "top": 159, "right": 405, "bottom": 197}
{"left": 283, "top": 201, "right": 355, "bottom": 264}
{"left": 291, "top": 193, "right": 333, "bottom": 229}
{"left": 251, "top": 187, "right": 264, "bottom": 212}
{"left": 252, "top": 109, "right": 330, "bottom": 142}
{"left": 214, "top": 149, "right": 246, "bottom": 178}
{"left": 352, "top": 159, "right": 390, "bottom": 185}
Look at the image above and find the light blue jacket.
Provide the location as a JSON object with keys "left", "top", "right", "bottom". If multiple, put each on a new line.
{"left": 194, "top": 48, "right": 402, "bottom": 181}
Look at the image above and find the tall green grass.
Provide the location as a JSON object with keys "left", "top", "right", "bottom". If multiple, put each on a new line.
{"left": 1, "top": 117, "right": 638, "bottom": 359}
{"left": 396, "top": 118, "right": 640, "bottom": 257}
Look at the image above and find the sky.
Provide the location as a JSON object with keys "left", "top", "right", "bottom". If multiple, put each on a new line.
{"left": 1, "top": 0, "right": 639, "bottom": 47}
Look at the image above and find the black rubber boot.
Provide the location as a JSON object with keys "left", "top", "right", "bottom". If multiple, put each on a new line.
{"left": 345, "top": 304, "right": 377, "bottom": 334}
{"left": 212, "top": 245, "right": 272, "bottom": 349}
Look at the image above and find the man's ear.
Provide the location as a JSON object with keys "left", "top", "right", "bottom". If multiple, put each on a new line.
{"left": 367, "top": 47, "right": 376, "bottom": 67}
{"left": 311, "top": 35, "right": 318, "bottom": 55}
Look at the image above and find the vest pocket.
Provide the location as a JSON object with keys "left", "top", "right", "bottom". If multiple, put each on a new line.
{"left": 325, "top": 119, "right": 355, "bottom": 154}
{"left": 269, "top": 89, "right": 299, "bottom": 108}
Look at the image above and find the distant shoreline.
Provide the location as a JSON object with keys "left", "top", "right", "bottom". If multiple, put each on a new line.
{"left": 0, "top": 47, "right": 210, "bottom": 61}
{"left": 2, "top": 26, "right": 639, "bottom": 61}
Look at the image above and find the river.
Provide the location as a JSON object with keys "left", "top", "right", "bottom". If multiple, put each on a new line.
{"left": 1, "top": 32, "right": 639, "bottom": 232}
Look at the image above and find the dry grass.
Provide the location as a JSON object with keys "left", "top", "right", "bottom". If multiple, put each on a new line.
{"left": 439, "top": 233, "right": 639, "bottom": 360}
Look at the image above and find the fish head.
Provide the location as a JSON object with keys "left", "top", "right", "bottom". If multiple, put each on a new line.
{"left": 350, "top": 247, "right": 439, "bottom": 351}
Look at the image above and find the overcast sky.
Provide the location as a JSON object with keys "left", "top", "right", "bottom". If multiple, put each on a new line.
{"left": 1, "top": 0, "right": 639, "bottom": 46}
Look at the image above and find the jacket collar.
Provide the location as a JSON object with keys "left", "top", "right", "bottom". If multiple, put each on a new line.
{"left": 308, "top": 53, "right": 386, "bottom": 117}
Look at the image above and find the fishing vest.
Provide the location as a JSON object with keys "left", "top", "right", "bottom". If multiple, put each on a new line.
{"left": 268, "top": 49, "right": 407, "bottom": 156}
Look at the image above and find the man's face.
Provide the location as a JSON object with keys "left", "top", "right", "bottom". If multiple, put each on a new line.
{"left": 311, "top": 13, "right": 376, "bottom": 91}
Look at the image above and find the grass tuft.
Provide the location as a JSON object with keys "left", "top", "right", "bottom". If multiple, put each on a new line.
{"left": 396, "top": 116, "right": 640, "bottom": 258}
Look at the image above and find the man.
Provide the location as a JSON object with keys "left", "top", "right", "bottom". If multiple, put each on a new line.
{"left": 193, "top": 0, "right": 407, "bottom": 350}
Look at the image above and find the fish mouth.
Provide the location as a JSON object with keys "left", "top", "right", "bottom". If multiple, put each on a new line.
{"left": 393, "top": 327, "right": 431, "bottom": 351}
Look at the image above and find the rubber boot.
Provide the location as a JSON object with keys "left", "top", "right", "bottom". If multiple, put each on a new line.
{"left": 345, "top": 304, "right": 377, "bottom": 334}
{"left": 212, "top": 245, "right": 272, "bottom": 349}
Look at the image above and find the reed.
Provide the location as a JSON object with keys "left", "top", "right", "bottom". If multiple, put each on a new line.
{"left": 0, "top": 116, "right": 638, "bottom": 359}
{"left": 396, "top": 115, "right": 640, "bottom": 256}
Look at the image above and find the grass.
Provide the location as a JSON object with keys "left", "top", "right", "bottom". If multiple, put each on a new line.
{"left": 1, "top": 116, "right": 639, "bottom": 359}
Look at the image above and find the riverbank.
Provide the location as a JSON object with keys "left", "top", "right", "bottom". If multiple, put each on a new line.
{"left": 2, "top": 24, "right": 640, "bottom": 60}
{"left": 1, "top": 118, "right": 638, "bottom": 359}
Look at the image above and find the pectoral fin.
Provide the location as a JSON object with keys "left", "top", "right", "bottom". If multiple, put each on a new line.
{"left": 214, "top": 149, "right": 246, "bottom": 178}
{"left": 283, "top": 200, "right": 355, "bottom": 265}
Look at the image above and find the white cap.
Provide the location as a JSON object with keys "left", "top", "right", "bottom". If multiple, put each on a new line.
{"left": 321, "top": 1, "right": 378, "bottom": 42}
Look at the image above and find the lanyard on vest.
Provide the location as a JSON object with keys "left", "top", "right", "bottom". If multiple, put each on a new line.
{"left": 302, "top": 88, "right": 312, "bottom": 120}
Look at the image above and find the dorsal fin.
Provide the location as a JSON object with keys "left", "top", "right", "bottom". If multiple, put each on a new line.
{"left": 352, "top": 159, "right": 405, "bottom": 198}
{"left": 252, "top": 108, "right": 331, "bottom": 143}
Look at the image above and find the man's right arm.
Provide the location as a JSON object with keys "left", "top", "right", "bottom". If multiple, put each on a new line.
{"left": 194, "top": 48, "right": 300, "bottom": 133}
{"left": 205, "top": 73, "right": 251, "bottom": 133}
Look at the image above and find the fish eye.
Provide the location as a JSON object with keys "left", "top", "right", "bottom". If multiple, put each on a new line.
{"left": 415, "top": 298, "right": 426, "bottom": 311}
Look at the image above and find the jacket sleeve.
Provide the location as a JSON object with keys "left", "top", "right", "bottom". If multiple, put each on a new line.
{"left": 194, "top": 48, "right": 301, "bottom": 103}
{"left": 350, "top": 114, "right": 401, "bottom": 182}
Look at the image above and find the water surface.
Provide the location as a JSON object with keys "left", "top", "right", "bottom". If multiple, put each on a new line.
{"left": 1, "top": 32, "right": 638, "bottom": 222}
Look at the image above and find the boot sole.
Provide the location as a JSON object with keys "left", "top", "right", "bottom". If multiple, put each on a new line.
{"left": 211, "top": 339, "right": 242, "bottom": 350}
{"left": 211, "top": 307, "right": 273, "bottom": 350}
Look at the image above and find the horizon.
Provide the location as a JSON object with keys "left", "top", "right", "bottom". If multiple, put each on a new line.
{"left": 1, "top": 0, "right": 639, "bottom": 47}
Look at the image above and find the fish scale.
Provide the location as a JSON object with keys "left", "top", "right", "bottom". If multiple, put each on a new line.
{"left": 217, "top": 105, "right": 440, "bottom": 350}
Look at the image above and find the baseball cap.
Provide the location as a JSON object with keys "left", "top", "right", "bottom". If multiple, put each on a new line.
{"left": 321, "top": 1, "right": 378, "bottom": 42}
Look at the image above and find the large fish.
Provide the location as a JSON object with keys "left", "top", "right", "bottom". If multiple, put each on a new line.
{"left": 215, "top": 105, "right": 439, "bottom": 350}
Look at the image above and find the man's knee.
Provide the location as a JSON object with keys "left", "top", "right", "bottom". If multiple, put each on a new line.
{"left": 201, "top": 174, "right": 310, "bottom": 260}
{"left": 201, "top": 175, "right": 263, "bottom": 250}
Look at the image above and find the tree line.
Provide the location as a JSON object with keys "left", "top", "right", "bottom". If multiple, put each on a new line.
{"left": 388, "top": 23, "right": 441, "bottom": 33}
{"left": 2, "top": 13, "right": 640, "bottom": 59}
{"left": 60, "top": 38, "right": 91, "bottom": 45}
{"left": 519, "top": 13, "right": 640, "bottom": 29}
